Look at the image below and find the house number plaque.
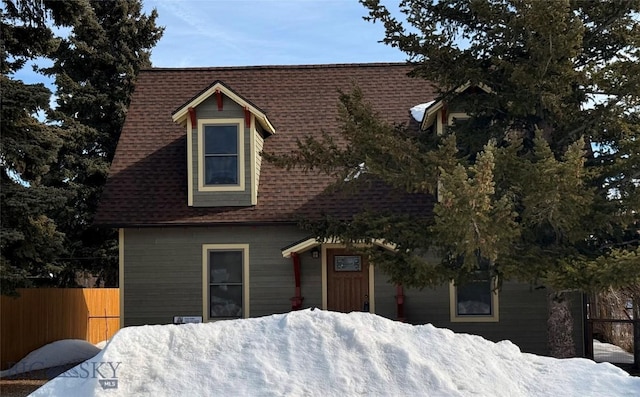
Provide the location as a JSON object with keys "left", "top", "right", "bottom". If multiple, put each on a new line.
{"left": 334, "top": 256, "right": 361, "bottom": 271}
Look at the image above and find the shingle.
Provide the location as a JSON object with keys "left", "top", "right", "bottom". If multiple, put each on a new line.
{"left": 95, "top": 63, "right": 437, "bottom": 227}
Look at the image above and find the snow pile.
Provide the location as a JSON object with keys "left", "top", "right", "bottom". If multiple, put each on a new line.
{"left": 0, "top": 339, "right": 101, "bottom": 378}
{"left": 33, "top": 310, "right": 640, "bottom": 396}
{"left": 410, "top": 100, "right": 435, "bottom": 122}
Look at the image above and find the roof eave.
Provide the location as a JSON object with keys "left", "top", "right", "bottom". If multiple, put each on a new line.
{"left": 420, "top": 101, "right": 444, "bottom": 130}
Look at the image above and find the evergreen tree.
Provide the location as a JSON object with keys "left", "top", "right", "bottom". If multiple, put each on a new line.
{"left": 0, "top": 0, "right": 79, "bottom": 293}
{"left": 1, "top": 0, "right": 162, "bottom": 291}
{"left": 40, "top": 0, "right": 162, "bottom": 286}
{"left": 267, "top": 0, "right": 640, "bottom": 357}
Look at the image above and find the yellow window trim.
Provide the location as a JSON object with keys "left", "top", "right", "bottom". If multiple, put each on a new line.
{"left": 449, "top": 279, "right": 499, "bottom": 323}
{"left": 202, "top": 243, "right": 250, "bottom": 320}
{"left": 447, "top": 112, "right": 470, "bottom": 126}
{"left": 197, "top": 118, "right": 245, "bottom": 192}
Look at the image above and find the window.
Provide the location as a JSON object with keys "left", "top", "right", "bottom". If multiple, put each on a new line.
{"left": 202, "top": 244, "right": 249, "bottom": 319}
{"left": 197, "top": 119, "right": 245, "bottom": 192}
{"left": 334, "top": 255, "right": 362, "bottom": 271}
{"left": 204, "top": 125, "right": 239, "bottom": 185}
{"left": 447, "top": 112, "right": 470, "bottom": 126}
{"left": 449, "top": 263, "right": 499, "bottom": 322}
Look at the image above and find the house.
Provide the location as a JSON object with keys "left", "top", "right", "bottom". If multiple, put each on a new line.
{"left": 95, "top": 63, "right": 584, "bottom": 356}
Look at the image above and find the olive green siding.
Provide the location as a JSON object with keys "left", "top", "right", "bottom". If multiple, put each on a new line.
{"left": 373, "top": 266, "right": 397, "bottom": 319}
{"left": 191, "top": 95, "right": 253, "bottom": 207}
{"left": 123, "top": 225, "right": 312, "bottom": 325}
{"left": 373, "top": 265, "right": 583, "bottom": 356}
{"left": 411, "top": 284, "right": 551, "bottom": 355}
{"left": 298, "top": 254, "right": 323, "bottom": 309}
{"left": 123, "top": 226, "right": 584, "bottom": 356}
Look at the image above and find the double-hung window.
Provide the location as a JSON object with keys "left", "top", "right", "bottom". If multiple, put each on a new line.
{"left": 203, "top": 244, "right": 249, "bottom": 319}
{"left": 204, "top": 124, "right": 239, "bottom": 185}
{"left": 198, "top": 119, "right": 244, "bottom": 191}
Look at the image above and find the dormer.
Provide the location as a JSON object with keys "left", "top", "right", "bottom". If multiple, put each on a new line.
{"left": 419, "top": 82, "right": 492, "bottom": 135}
{"left": 413, "top": 82, "right": 492, "bottom": 204}
{"left": 172, "top": 81, "right": 275, "bottom": 207}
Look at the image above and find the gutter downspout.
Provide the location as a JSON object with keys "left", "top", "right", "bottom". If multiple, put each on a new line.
{"left": 396, "top": 285, "right": 405, "bottom": 322}
{"left": 290, "top": 252, "right": 304, "bottom": 310}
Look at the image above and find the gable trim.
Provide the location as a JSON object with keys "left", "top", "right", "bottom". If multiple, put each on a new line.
{"left": 172, "top": 81, "right": 276, "bottom": 135}
{"left": 420, "top": 81, "right": 492, "bottom": 130}
{"left": 282, "top": 237, "right": 397, "bottom": 258}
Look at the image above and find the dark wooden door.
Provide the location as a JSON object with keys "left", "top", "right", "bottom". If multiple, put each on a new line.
{"left": 327, "top": 249, "right": 369, "bottom": 313}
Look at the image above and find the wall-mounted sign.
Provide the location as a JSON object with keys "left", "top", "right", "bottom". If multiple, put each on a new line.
{"left": 334, "top": 255, "right": 362, "bottom": 272}
{"left": 173, "top": 316, "right": 203, "bottom": 324}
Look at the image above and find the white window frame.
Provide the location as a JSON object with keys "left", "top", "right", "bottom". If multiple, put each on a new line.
{"left": 449, "top": 276, "right": 499, "bottom": 322}
{"left": 202, "top": 244, "right": 250, "bottom": 320}
{"left": 197, "top": 118, "right": 245, "bottom": 192}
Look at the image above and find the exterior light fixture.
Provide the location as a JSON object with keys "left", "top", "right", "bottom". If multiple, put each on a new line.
{"left": 310, "top": 247, "right": 320, "bottom": 259}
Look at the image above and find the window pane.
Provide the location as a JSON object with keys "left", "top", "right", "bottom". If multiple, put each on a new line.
{"left": 210, "top": 285, "right": 242, "bottom": 317}
{"left": 210, "top": 251, "right": 243, "bottom": 283}
{"left": 205, "top": 156, "right": 238, "bottom": 185}
{"left": 205, "top": 125, "right": 238, "bottom": 154}
{"left": 334, "top": 256, "right": 362, "bottom": 271}
{"left": 457, "top": 279, "right": 492, "bottom": 315}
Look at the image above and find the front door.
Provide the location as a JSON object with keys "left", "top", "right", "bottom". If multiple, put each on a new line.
{"left": 327, "top": 249, "right": 369, "bottom": 313}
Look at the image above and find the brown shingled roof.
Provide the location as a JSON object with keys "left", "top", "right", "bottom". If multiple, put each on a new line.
{"left": 95, "top": 63, "right": 437, "bottom": 227}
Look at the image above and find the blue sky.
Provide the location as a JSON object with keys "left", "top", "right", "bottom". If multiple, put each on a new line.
{"left": 145, "top": 0, "right": 405, "bottom": 67}
{"left": 13, "top": 1, "right": 406, "bottom": 93}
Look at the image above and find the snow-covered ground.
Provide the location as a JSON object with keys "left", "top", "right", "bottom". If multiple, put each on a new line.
{"left": 594, "top": 339, "right": 634, "bottom": 364}
{"left": 31, "top": 310, "right": 640, "bottom": 396}
{"left": 0, "top": 340, "right": 101, "bottom": 378}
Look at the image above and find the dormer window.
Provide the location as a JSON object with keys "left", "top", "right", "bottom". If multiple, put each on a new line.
{"left": 204, "top": 123, "right": 240, "bottom": 186}
{"left": 198, "top": 118, "right": 245, "bottom": 192}
{"left": 172, "top": 80, "right": 275, "bottom": 207}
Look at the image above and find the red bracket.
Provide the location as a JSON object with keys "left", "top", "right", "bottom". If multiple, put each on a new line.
{"left": 441, "top": 103, "right": 448, "bottom": 124}
{"left": 216, "top": 90, "right": 223, "bottom": 111}
{"left": 290, "top": 252, "right": 303, "bottom": 310}
{"left": 244, "top": 107, "right": 251, "bottom": 128}
{"left": 188, "top": 107, "right": 196, "bottom": 128}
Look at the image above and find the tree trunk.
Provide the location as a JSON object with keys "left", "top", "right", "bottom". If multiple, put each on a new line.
{"left": 548, "top": 292, "right": 576, "bottom": 358}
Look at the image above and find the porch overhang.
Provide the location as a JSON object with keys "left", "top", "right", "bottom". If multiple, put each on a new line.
{"left": 281, "top": 237, "right": 322, "bottom": 258}
{"left": 281, "top": 237, "right": 397, "bottom": 258}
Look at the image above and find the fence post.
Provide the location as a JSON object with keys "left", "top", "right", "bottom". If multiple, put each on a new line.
{"left": 585, "top": 320, "right": 594, "bottom": 360}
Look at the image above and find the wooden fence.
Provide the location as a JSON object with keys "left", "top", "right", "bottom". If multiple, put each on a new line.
{"left": 1, "top": 288, "right": 119, "bottom": 371}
